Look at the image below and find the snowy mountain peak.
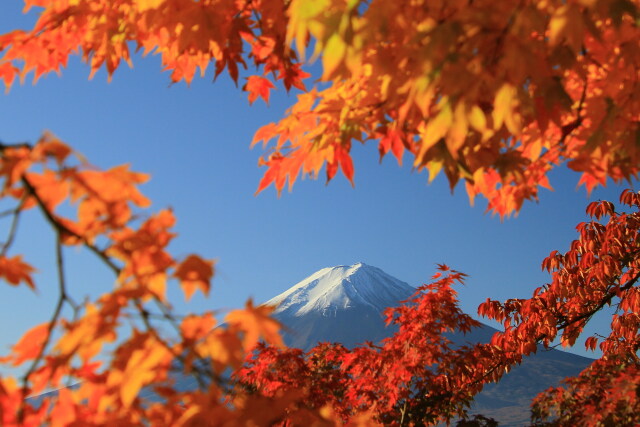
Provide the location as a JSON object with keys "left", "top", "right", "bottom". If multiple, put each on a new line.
{"left": 264, "top": 263, "right": 415, "bottom": 317}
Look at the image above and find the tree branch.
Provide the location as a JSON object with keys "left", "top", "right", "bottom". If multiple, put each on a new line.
{"left": 0, "top": 196, "right": 26, "bottom": 256}
{"left": 19, "top": 174, "right": 121, "bottom": 276}
{"left": 18, "top": 232, "right": 68, "bottom": 424}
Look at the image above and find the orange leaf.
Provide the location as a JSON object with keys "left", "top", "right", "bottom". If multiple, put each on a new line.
{"left": 107, "top": 333, "right": 172, "bottom": 408}
{"left": 336, "top": 147, "right": 354, "bottom": 186}
{"left": 181, "top": 313, "right": 216, "bottom": 341}
{"left": 34, "top": 133, "right": 72, "bottom": 164}
{"left": 225, "top": 299, "right": 283, "bottom": 350}
{"left": 0, "top": 62, "right": 18, "bottom": 91}
{"left": 49, "top": 387, "right": 77, "bottom": 427}
{"left": 174, "top": 255, "right": 215, "bottom": 301}
{"left": 251, "top": 122, "right": 278, "bottom": 148}
{"left": 26, "top": 171, "right": 69, "bottom": 211}
{"left": 0, "top": 255, "right": 36, "bottom": 290}
{"left": 9, "top": 322, "right": 48, "bottom": 366}
{"left": 199, "top": 328, "right": 244, "bottom": 372}
{"left": 244, "top": 76, "right": 275, "bottom": 105}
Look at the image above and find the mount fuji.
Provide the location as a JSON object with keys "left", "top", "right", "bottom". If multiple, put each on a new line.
{"left": 264, "top": 262, "right": 593, "bottom": 425}
{"left": 265, "top": 262, "right": 417, "bottom": 349}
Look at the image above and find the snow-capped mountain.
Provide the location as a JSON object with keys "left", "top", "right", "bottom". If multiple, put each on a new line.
{"left": 265, "top": 262, "right": 594, "bottom": 426}
{"left": 266, "top": 262, "right": 415, "bottom": 317}
{"left": 265, "top": 262, "right": 417, "bottom": 349}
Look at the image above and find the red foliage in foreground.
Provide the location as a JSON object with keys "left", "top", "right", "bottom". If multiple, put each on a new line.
{"left": 239, "top": 192, "right": 640, "bottom": 425}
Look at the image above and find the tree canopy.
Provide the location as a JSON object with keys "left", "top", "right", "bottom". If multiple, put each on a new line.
{"left": 2, "top": 0, "right": 639, "bottom": 216}
{"left": 0, "top": 0, "right": 639, "bottom": 425}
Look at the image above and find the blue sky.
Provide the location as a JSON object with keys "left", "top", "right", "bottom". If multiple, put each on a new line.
{"left": 0, "top": 2, "right": 633, "bottom": 365}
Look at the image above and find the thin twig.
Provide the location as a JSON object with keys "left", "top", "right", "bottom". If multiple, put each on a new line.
{"left": 0, "top": 196, "right": 26, "bottom": 256}
{"left": 19, "top": 175, "right": 121, "bottom": 275}
{"left": 18, "top": 232, "right": 67, "bottom": 424}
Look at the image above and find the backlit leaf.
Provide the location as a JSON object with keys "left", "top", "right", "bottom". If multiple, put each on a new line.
{"left": 244, "top": 76, "right": 276, "bottom": 105}
{"left": 9, "top": 322, "right": 48, "bottom": 366}
{"left": 0, "top": 255, "right": 36, "bottom": 291}
{"left": 225, "top": 299, "right": 283, "bottom": 350}
{"left": 174, "top": 254, "right": 215, "bottom": 301}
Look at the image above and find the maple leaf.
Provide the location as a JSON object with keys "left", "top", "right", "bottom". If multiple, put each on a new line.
{"left": 48, "top": 387, "right": 77, "bottom": 427}
{"left": 225, "top": 299, "right": 283, "bottom": 350}
{"left": 244, "top": 76, "right": 275, "bottom": 105}
{"left": 181, "top": 313, "right": 216, "bottom": 341}
{"left": 199, "top": 328, "right": 244, "bottom": 372}
{"left": 135, "top": 0, "right": 166, "bottom": 13}
{"left": 107, "top": 332, "right": 172, "bottom": 408}
{"left": 26, "top": 171, "right": 69, "bottom": 211}
{"left": 174, "top": 254, "right": 215, "bottom": 301}
{"left": 7, "top": 322, "right": 48, "bottom": 366}
{"left": 0, "top": 255, "right": 36, "bottom": 291}
{"left": 0, "top": 62, "right": 18, "bottom": 91}
{"left": 33, "top": 133, "right": 72, "bottom": 164}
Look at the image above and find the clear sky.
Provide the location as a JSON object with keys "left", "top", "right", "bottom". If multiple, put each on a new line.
{"left": 0, "top": 2, "right": 633, "bottom": 365}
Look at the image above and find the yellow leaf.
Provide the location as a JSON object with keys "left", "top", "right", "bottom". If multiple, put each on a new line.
{"left": 468, "top": 105, "right": 487, "bottom": 132}
{"left": 135, "top": 0, "right": 165, "bottom": 12}
{"left": 426, "top": 159, "right": 444, "bottom": 183}
{"left": 548, "top": 6, "right": 569, "bottom": 46}
{"left": 322, "top": 33, "right": 346, "bottom": 79}
{"left": 199, "top": 329, "right": 244, "bottom": 372}
{"left": 108, "top": 333, "right": 171, "bottom": 408}
{"left": 548, "top": 5, "right": 584, "bottom": 52}
{"left": 415, "top": 101, "right": 452, "bottom": 165}
{"left": 445, "top": 102, "right": 469, "bottom": 155}
{"left": 147, "top": 272, "right": 167, "bottom": 301}
{"left": 287, "top": 0, "right": 329, "bottom": 59}
{"left": 525, "top": 139, "right": 543, "bottom": 161}
{"left": 493, "top": 83, "right": 517, "bottom": 131}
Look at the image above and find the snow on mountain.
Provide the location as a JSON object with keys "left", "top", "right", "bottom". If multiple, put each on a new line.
{"left": 265, "top": 262, "right": 415, "bottom": 318}
{"left": 264, "top": 262, "right": 416, "bottom": 350}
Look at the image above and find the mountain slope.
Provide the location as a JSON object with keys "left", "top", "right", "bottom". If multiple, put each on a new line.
{"left": 265, "top": 262, "right": 594, "bottom": 426}
{"left": 265, "top": 262, "right": 415, "bottom": 349}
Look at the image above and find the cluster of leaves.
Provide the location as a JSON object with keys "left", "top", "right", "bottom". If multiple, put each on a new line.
{"left": 0, "top": 0, "right": 308, "bottom": 91}
{"left": 479, "top": 190, "right": 640, "bottom": 359}
{"left": 252, "top": 0, "right": 640, "bottom": 217}
{"left": 531, "top": 356, "right": 639, "bottom": 425}
{"left": 1, "top": 0, "right": 639, "bottom": 217}
{"left": 0, "top": 136, "right": 353, "bottom": 425}
{"left": 237, "top": 191, "right": 640, "bottom": 425}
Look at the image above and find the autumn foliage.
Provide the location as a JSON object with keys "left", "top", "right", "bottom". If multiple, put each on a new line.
{"left": 239, "top": 193, "right": 640, "bottom": 424}
{"left": 0, "top": 0, "right": 639, "bottom": 425}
